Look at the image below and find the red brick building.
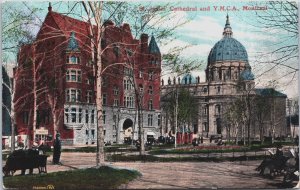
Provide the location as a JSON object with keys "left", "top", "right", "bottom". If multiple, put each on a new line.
{"left": 15, "top": 5, "right": 161, "bottom": 145}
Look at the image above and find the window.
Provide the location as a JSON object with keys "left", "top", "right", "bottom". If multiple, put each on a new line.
{"left": 85, "top": 110, "right": 89, "bottom": 123}
{"left": 139, "top": 70, "right": 143, "bottom": 78}
{"left": 124, "top": 67, "right": 133, "bottom": 76}
{"left": 86, "top": 91, "right": 93, "bottom": 103}
{"left": 113, "top": 99, "right": 119, "bottom": 107}
{"left": 66, "top": 89, "right": 81, "bottom": 102}
{"left": 215, "top": 105, "right": 221, "bottom": 116}
{"left": 148, "top": 114, "right": 153, "bottom": 126}
{"left": 203, "top": 87, "right": 208, "bottom": 93}
{"left": 124, "top": 96, "right": 134, "bottom": 108}
{"left": 149, "top": 71, "right": 154, "bottom": 80}
{"left": 113, "top": 115, "right": 117, "bottom": 122}
{"left": 71, "top": 70, "right": 76, "bottom": 81}
{"left": 148, "top": 86, "right": 153, "bottom": 95}
{"left": 86, "top": 77, "right": 93, "bottom": 85}
{"left": 91, "top": 110, "right": 95, "bottom": 123}
{"left": 204, "top": 105, "right": 208, "bottom": 115}
{"left": 71, "top": 108, "right": 76, "bottom": 123}
{"left": 204, "top": 122, "right": 208, "bottom": 132}
{"left": 72, "top": 56, "right": 79, "bottom": 64}
{"left": 66, "top": 69, "right": 81, "bottom": 82}
{"left": 113, "top": 86, "right": 119, "bottom": 95}
{"left": 79, "top": 108, "right": 82, "bottom": 123}
{"left": 103, "top": 94, "right": 107, "bottom": 105}
{"left": 148, "top": 100, "right": 153, "bottom": 110}
{"left": 23, "top": 111, "right": 29, "bottom": 125}
{"left": 91, "top": 129, "right": 95, "bottom": 139}
{"left": 217, "top": 86, "right": 221, "bottom": 94}
{"left": 103, "top": 111, "right": 106, "bottom": 124}
{"left": 158, "top": 114, "right": 161, "bottom": 126}
{"left": 65, "top": 109, "right": 69, "bottom": 123}
{"left": 123, "top": 79, "right": 133, "bottom": 90}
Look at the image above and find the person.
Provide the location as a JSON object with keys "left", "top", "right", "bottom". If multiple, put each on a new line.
{"left": 53, "top": 133, "right": 61, "bottom": 164}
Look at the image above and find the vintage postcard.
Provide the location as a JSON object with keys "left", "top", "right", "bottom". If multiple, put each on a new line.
{"left": 1, "top": 0, "right": 299, "bottom": 189}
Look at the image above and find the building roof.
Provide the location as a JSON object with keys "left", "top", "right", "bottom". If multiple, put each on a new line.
{"left": 149, "top": 35, "right": 160, "bottom": 54}
{"left": 255, "top": 88, "right": 287, "bottom": 98}
{"left": 207, "top": 15, "right": 248, "bottom": 65}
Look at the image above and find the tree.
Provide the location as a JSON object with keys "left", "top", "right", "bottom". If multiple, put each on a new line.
{"left": 2, "top": 2, "right": 40, "bottom": 151}
{"left": 2, "top": 3, "right": 39, "bottom": 62}
{"left": 162, "top": 88, "right": 198, "bottom": 142}
{"left": 253, "top": 95, "right": 271, "bottom": 143}
{"left": 253, "top": 1, "right": 298, "bottom": 69}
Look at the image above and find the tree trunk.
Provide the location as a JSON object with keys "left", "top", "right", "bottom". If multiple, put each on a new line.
{"left": 32, "top": 45, "right": 37, "bottom": 148}
{"left": 138, "top": 106, "right": 145, "bottom": 155}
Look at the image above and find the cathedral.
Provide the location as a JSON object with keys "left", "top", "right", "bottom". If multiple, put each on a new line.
{"left": 161, "top": 15, "right": 288, "bottom": 143}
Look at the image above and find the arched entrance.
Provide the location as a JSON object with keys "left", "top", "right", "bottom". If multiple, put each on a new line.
{"left": 123, "top": 119, "right": 133, "bottom": 138}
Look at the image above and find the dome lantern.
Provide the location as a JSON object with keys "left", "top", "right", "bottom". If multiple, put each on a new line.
{"left": 223, "top": 14, "right": 233, "bottom": 37}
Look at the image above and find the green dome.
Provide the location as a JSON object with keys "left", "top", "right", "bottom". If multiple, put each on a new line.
{"left": 181, "top": 73, "right": 197, "bottom": 84}
{"left": 207, "top": 15, "right": 248, "bottom": 65}
{"left": 208, "top": 37, "right": 248, "bottom": 65}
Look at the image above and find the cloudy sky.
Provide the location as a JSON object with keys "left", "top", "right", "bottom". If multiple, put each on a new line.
{"left": 3, "top": 1, "right": 298, "bottom": 98}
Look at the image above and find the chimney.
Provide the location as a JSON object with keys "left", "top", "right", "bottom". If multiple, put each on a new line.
{"left": 140, "top": 33, "right": 148, "bottom": 53}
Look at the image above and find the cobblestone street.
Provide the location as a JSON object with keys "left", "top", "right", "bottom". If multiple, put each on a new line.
{"left": 4, "top": 152, "right": 288, "bottom": 189}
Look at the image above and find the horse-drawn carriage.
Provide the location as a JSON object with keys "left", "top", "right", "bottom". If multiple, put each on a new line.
{"left": 3, "top": 149, "right": 48, "bottom": 176}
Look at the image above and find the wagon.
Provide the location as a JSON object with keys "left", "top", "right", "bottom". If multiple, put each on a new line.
{"left": 3, "top": 149, "right": 48, "bottom": 176}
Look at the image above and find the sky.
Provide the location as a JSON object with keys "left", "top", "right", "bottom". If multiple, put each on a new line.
{"left": 2, "top": 0, "right": 299, "bottom": 98}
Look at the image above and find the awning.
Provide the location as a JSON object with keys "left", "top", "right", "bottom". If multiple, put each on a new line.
{"left": 147, "top": 132, "right": 156, "bottom": 136}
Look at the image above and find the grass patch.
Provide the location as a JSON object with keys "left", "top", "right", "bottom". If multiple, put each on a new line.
{"left": 4, "top": 166, "right": 140, "bottom": 190}
{"left": 107, "top": 154, "right": 266, "bottom": 162}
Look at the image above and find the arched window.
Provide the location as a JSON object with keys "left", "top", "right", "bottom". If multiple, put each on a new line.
{"left": 215, "top": 105, "right": 221, "bottom": 116}
{"left": 70, "top": 56, "right": 78, "bottom": 64}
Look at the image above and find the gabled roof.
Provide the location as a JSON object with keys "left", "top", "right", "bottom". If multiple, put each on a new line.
{"left": 255, "top": 88, "right": 287, "bottom": 98}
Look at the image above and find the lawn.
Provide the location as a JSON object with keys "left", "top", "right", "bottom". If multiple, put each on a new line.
{"left": 4, "top": 166, "right": 140, "bottom": 190}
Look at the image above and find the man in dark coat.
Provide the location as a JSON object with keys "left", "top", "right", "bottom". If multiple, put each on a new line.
{"left": 53, "top": 133, "right": 61, "bottom": 164}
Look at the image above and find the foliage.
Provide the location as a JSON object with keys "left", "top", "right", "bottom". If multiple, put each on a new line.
{"left": 254, "top": 1, "right": 298, "bottom": 69}
{"left": 4, "top": 166, "right": 140, "bottom": 190}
